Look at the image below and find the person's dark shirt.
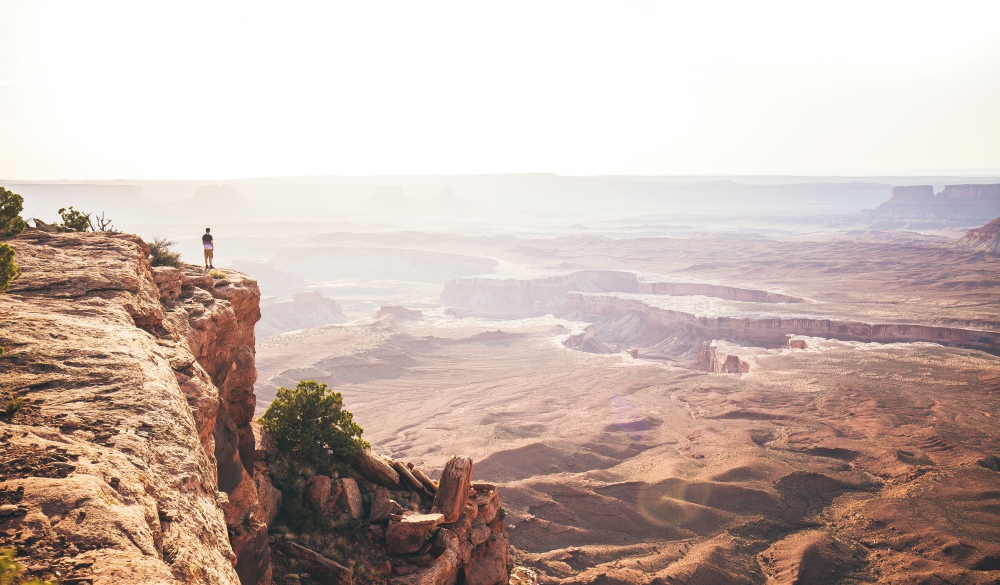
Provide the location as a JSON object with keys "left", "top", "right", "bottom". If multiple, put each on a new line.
{"left": 202, "top": 234, "right": 213, "bottom": 244}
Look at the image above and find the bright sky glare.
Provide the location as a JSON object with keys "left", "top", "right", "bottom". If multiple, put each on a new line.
{"left": 1, "top": 1, "right": 999, "bottom": 180}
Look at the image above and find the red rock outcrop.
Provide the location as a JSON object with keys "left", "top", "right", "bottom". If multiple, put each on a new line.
{"left": 956, "top": 216, "right": 1000, "bottom": 252}
{"left": 0, "top": 231, "right": 269, "bottom": 584}
{"left": 696, "top": 342, "right": 750, "bottom": 373}
{"left": 562, "top": 292, "right": 1000, "bottom": 356}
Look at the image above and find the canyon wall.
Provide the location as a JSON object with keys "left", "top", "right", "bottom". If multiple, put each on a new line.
{"left": 0, "top": 231, "right": 268, "bottom": 584}
{"left": 562, "top": 293, "right": 1000, "bottom": 356}
{"left": 442, "top": 271, "right": 804, "bottom": 312}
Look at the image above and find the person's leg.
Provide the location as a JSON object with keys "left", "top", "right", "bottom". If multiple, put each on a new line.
{"left": 208, "top": 249, "right": 214, "bottom": 269}
{"left": 204, "top": 249, "right": 210, "bottom": 268}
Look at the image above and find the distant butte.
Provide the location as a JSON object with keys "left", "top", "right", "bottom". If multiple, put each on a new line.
{"left": 870, "top": 183, "right": 1000, "bottom": 220}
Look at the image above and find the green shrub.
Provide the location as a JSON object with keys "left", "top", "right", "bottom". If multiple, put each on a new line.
{"left": 209, "top": 269, "right": 226, "bottom": 279}
{"left": 2, "top": 397, "right": 23, "bottom": 416}
{"left": 0, "top": 243, "right": 20, "bottom": 294}
{"left": 148, "top": 238, "right": 182, "bottom": 268}
{"left": 56, "top": 206, "right": 91, "bottom": 232}
{"left": 0, "top": 548, "right": 55, "bottom": 585}
{"left": 260, "top": 380, "right": 368, "bottom": 474}
{"left": 0, "top": 188, "right": 26, "bottom": 239}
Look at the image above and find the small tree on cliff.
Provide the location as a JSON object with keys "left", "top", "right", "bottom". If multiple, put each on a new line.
{"left": 0, "top": 187, "right": 27, "bottom": 239}
{"left": 0, "top": 244, "right": 20, "bottom": 294}
{"left": 260, "top": 380, "right": 368, "bottom": 474}
{"left": 148, "top": 237, "right": 182, "bottom": 267}
{"left": 56, "top": 207, "right": 92, "bottom": 232}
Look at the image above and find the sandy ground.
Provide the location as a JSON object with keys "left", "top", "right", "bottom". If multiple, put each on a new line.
{"left": 255, "top": 233, "right": 1000, "bottom": 584}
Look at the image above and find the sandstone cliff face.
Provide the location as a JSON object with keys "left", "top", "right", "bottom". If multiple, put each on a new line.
{"left": 956, "top": 216, "right": 1000, "bottom": 253}
{"left": 0, "top": 231, "right": 268, "bottom": 584}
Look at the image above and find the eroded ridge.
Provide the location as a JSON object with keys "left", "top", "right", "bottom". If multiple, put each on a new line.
{"left": 442, "top": 270, "right": 807, "bottom": 313}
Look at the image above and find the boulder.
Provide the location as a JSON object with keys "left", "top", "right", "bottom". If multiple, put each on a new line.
{"left": 408, "top": 463, "right": 439, "bottom": 494}
{"left": 431, "top": 456, "right": 473, "bottom": 523}
{"left": 306, "top": 475, "right": 332, "bottom": 512}
{"left": 371, "top": 487, "right": 405, "bottom": 523}
{"left": 393, "top": 460, "right": 431, "bottom": 496}
{"left": 385, "top": 513, "right": 444, "bottom": 555}
{"left": 336, "top": 477, "right": 363, "bottom": 520}
{"left": 352, "top": 449, "right": 400, "bottom": 487}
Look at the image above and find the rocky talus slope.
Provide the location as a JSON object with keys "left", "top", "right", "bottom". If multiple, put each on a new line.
{"left": 256, "top": 446, "right": 511, "bottom": 585}
{"left": 0, "top": 230, "right": 514, "bottom": 585}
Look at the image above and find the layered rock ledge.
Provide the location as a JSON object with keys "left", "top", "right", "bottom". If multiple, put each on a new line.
{"left": 0, "top": 231, "right": 268, "bottom": 584}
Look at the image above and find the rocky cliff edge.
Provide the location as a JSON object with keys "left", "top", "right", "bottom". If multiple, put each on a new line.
{"left": 0, "top": 231, "right": 267, "bottom": 584}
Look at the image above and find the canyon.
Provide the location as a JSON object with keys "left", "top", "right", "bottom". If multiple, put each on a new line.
{"left": 254, "top": 215, "right": 1000, "bottom": 585}
{"left": 3, "top": 179, "right": 1000, "bottom": 585}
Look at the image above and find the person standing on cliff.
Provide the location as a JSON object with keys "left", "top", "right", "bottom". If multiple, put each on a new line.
{"left": 202, "top": 228, "right": 214, "bottom": 269}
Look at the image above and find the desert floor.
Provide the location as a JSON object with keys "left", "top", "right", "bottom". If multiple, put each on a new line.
{"left": 255, "top": 232, "right": 1000, "bottom": 584}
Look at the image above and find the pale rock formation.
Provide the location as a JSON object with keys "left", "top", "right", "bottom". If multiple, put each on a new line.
{"left": 787, "top": 336, "right": 809, "bottom": 350}
{"left": 697, "top": 342, "right": 750, "bottom": 374}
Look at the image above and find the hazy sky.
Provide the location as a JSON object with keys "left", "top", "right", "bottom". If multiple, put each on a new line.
{"left": 2, "top": 1, "right": 999, "bottom": 180}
